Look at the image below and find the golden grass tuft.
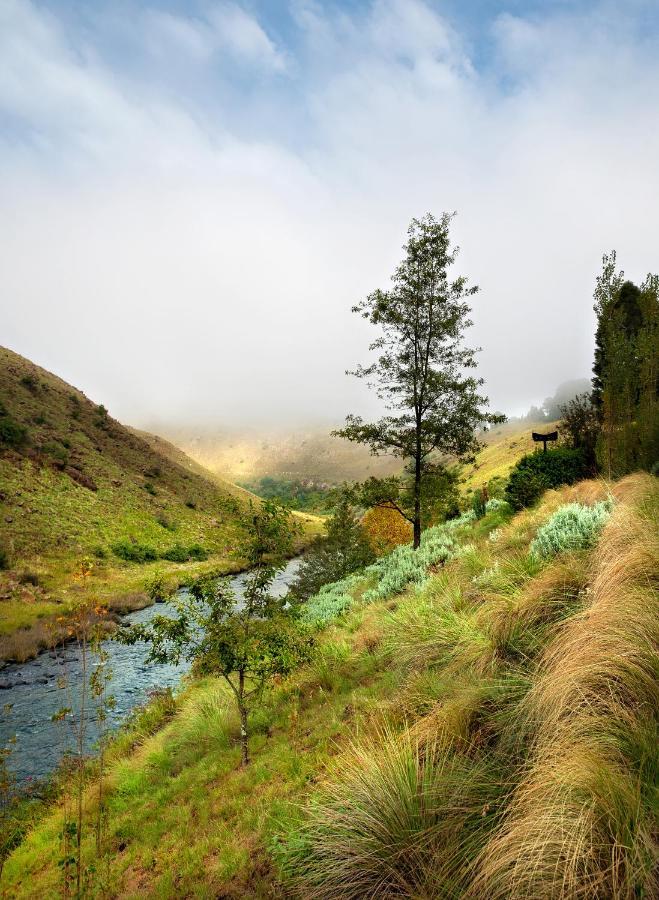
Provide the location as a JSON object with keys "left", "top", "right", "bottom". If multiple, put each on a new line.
{"left": 285, "top": 727, "right": 499, "bottom": 899}
{"left": 469, "top": 473, "right": 659, "bottom": 899}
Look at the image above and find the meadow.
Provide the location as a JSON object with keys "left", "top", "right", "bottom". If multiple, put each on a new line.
{"left": 4, "top": 472, "right": 655, "bottom": 898}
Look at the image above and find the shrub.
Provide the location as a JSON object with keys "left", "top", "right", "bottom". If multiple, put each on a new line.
{"left": 362, "top": 505, "right": 412, "bottom": 554}
{"left": 69, "top": 394, "right": 81, "bottom": 420}
{"left": 505, "top": 469, "right": 548, "bottom": 509}
{"left": 144, "top": 571, "right": 172, "bottom": 602}
{"left": 300, "top": 574, "right": 363, "bottom": 627}
{"left": 18, "top": 570, "right": 40, "bottom": 587}
{"left": 0, "top": 544, "right": 10, "bottom": 570}
{"left": 505, "top": 448, "right": 587, "bottom": 510}
{"left": 20, "top": 374, "right": 39, "bottom": 393}
{"left": 160, "top": 543, "right": 208, "bottom": 562}
{"left": 363, "top": 512, "right": 473, "bottom": 603}
{"left": 472, "top": 489, "right": 487, "bottom": 519}
{"left": 111, "top": 540, "right": 159, "bottom": 563}
{"left": 299, "top": 511, "right": 474, "bottom": 627}
{"left": 485, "top": 498, "right": 509, "bottom": 513}
{"left": 0, "top": 413, "right": 28, "bottom": 449}
{"left": 530, "top": 500, "right": 613, "bottom": 558}
{"left": 41, "top": 441, "right": 69, "bottom": 467}
{"left": 290, "top": 497, "right": 375, "bottom": 602}
{"left": 185, "top": 500, "right": 197, "bottom": 509}
{"left": 94, "top": 404, "right": 109, "bottom": 427}
{"left": 143, "top": 481, "right": 157, "bottom": 496}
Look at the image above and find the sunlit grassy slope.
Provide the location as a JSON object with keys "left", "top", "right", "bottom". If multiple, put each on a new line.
{"left": 0, "top": 347, "right": 320, "bottom": 659}
{"left": 460, "top": 419, "right": 560, "bottom": 494}
{"left": 158, "top": 423, "right": 404, "bottom": 484}
{"left": 6, "top": 472, "right": 656, "bottom": 898}
{"left": 163, "top": 419, "right": 557, "bottom": 501}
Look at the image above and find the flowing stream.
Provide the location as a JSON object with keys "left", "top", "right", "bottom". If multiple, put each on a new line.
{"left": 0, "top": 558, "right": 301, "bottom": 786}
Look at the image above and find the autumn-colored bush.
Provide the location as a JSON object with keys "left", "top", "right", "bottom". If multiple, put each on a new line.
{"left": 362, "top": 506, "right": 412, "bottom": 555}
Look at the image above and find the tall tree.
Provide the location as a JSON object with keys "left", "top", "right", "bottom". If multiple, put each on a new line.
{"left": 591, "top": 252, "right": 659, "bottom": 476}
{"left": 335, "top": 212, "right": 503, "bottom": 549}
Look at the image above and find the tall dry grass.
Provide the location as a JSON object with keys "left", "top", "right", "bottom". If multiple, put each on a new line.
{"left": 282, "top": 475, "right": 657, "bottom": 899}
{"left": 469, "top": 473, "right": 659, "bottom": 899}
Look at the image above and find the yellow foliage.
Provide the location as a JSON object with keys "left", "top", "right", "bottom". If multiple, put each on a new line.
{"left": 362, "top": 506, "right": 412, "bottom": 555}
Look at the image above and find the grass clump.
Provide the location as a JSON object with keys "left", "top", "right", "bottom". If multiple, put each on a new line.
{"left": 279, "top": 731, "right": 501, "bottom": 899}
{"left": 530, "top": 499, "right": 612, "bottom": 558}
{"left": 470, "top": 475, "right": 658, "bottom": 899}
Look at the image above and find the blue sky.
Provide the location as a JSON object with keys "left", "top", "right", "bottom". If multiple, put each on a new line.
{"left": 1, "top": 0, "right": 658, "bottom": 425}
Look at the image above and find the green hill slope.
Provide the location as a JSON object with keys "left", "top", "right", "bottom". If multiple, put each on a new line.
{"left": 460, "top": 419, "right": 561, "bottom": 494}
{"left": 5, "top": 473, "right": 656, "bottom": 897}
{"left": 0, "top": 347, "right": 317, "bottom": 660}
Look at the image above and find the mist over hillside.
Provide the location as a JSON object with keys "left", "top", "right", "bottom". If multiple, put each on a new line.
{"left": 154, "top": 424, "right": 405, "bottom": 484}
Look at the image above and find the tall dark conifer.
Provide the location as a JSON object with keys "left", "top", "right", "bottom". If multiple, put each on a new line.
{"left": 591, "top": 253, "right": 659, "bottom": 475}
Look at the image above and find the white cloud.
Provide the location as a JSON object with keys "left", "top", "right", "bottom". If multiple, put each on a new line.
{"left": 0, "top": 0, "right": 658, "bottom": 427}
{"left": 207, "top": 2, "right": 287, "bottom": 71}
{"left": 143, "top": 3, "right": 287, "bottom": 71}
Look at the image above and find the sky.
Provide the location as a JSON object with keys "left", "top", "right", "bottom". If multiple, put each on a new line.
{"left": 1, "top": 0, "right": 658, "bottom": 429}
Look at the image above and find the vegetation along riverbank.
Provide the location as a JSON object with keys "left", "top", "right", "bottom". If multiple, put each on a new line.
{"left": 0, "top": 347, "right": 320, "bottom": 663}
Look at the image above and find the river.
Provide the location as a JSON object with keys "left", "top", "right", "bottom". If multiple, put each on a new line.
{"left": 0, "top": 558, "right": 301, "bottom": 786}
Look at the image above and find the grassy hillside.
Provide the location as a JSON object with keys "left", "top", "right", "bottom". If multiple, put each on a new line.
{"left": 0, "top": 348, "right": 319, "bottom": 660}
{"left": 460, "top": 419, "right": 560, "bottom": 495}
{"left": 162, "top": 419, "right": 557, "bottom": 505}
{"left": 158, "top": 424, "right": 404, "bottom": 484}
{"left": 5, "top": 472, "right": 656, "bottom": 897}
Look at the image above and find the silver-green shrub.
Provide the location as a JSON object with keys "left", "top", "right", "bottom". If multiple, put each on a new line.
{"left": 530, "top": 500, "right": 613, "bottom": 559}
{"left": 362, "top": 511, "right": 475, "bottom": 603}
{"left": 300, "top": 573, "right": 364, "bottom": 626}
{"left": 485, "top": 498, "right": 510, "bottom": 513}
{"left": 300, "top": 511, "right": 476, "bottom": 625}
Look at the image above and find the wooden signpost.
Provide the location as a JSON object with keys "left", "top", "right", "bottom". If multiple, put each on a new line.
{"left": 532, "top": 430, "right": 558, "bottom": 453}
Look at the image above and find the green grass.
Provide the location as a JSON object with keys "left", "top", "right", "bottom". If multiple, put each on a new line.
{"left": 3, "top": 473, "right": 656, "bottom": 898}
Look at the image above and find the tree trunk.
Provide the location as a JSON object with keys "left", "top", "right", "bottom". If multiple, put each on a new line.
{"left": 238, "top": 670, "right": 249, "bottom": 766}
{"left": 413, "top": 450, "right": 422, "bottom": 550}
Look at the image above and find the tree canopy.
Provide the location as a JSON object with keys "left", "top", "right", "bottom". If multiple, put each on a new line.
{"left": 335, "top": 212, "right": 503, "bottom": 547}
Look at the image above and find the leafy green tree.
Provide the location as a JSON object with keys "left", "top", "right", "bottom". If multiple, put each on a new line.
{"left": 558, "top": 393, "right": 599, "bottom": 474}
{"left": 335, "top": 212, "right": 503, "bottom": 548}
{"left": 289, "top": 492, "right": 375, "bottom": 602}
{"left": 118, "top": 501, "right": 314, "bottom": 766}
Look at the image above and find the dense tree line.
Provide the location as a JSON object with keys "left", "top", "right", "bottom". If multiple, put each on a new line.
{"left": 591, "top": 253, "right": 658, "bottom": 477}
